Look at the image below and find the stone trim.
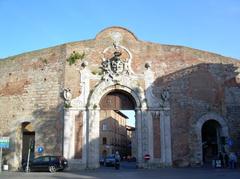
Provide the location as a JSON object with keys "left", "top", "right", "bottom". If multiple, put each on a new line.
{"left": 193, "top": 112, "right": 229, "bottom": 165}
{"left": 195, "top": 112, "right": 229, "bottom": 136}
{"left": 86, "top": 81, "right": 146, "bottom": 168}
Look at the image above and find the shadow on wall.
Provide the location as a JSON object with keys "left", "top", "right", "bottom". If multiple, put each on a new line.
{"left": 1, "top": 103, "right": 64, "bottom": 170}
{"left": 31, "top": 104, "right": 64, "bottom": 157}
{"left": 149, "top": 62, "right": 239, "bottom": 167}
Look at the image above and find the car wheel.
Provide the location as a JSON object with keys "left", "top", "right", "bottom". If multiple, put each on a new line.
{"left": 49, "top": 165, "right": 57, "bottom": 173}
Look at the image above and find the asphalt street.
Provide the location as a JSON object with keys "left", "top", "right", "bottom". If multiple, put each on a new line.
{"left": 0, "top": 162, "right": 239, "bottom": 179}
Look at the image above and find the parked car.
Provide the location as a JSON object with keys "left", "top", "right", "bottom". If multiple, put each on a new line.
{"left": 22, "top": 155, "right": 68, "bottom": 173}
{"left": 104, "top": 154, "right": 116, "bottom": 166}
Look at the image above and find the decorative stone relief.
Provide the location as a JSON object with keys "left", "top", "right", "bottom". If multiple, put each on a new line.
{"left": 63, "top": 88, "right": 72, "bottom": 106}
{"left": 144, "top": 63, "right": 160, "bottom": 109}
{"left": 159, "top": 88, "right": 170, "bottom": 109}
{"left": 70, "top": 67, "right": 92, "bottom": 109}
{"left": 110, "top": 31, "right": 122, "bottom": 46}
{"left": 101, "top": 42, "right": 134, "bottom": 82}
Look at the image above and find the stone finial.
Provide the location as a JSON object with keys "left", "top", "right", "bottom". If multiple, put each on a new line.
{"left": 81, "top": 60, "right": 88, "bottom": 68}
{"left": 145, "top": 62, "right": 151, "bottom": 69}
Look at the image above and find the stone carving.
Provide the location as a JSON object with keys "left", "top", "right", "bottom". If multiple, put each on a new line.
{"left": 110, "top": 32, "right": 122, "bottom": 46}
{"left": 101, "top": 43, "right": 132, "bottom": 81}
{"left": 63, "top": 88, "right": 72, "bottom": 107}
{"left": 159, "top": 88, "right": 170, "bottom": 108}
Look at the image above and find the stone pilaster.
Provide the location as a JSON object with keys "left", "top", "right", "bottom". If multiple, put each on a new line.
{"left": 160, "top": 109, "right": 172, "bottom": 166}
{"left": 135, "top": 109, "right": 143, "bottom": 166}
{"left": 87, "top": 109, "right": 100, "bottom": 168}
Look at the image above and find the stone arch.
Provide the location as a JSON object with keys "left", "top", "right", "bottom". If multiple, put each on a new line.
{"left": 100, "top": 90, "right": 136, "bottom": 110}
{"left": 86, "top": 81, "right": 146, "bottom": 168}
{"left": 87, "top": 83, "right": 144, "bottom": 110}
{"left": 193, "top": 112, "right": 229, "bottom": 165}
{"left": 196, "top": 112, "right": 229, "bottom": 137}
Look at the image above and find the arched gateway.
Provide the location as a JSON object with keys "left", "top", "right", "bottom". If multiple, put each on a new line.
{"left": 63, "top": 30, "right": 173, "bottom": 169}
{"left": 2, "top": 27, "right": 239, "bottom": 171}
{"left": 87, "top": 83, "right": 144, "bottom": 168}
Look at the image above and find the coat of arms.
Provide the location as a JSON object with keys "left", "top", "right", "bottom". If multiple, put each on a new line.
{"left": 101, "top": 43, "right": 131, "bottom": 81}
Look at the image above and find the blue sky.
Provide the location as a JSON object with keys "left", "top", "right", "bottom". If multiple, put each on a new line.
{"left": 121, "top": 110, "right": 135, "bottom": 127}
{"left": 0, "top": 0, "right": 240, "bottom": 59}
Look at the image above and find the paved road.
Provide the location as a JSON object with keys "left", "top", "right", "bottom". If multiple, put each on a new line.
{"left": 0, "top": 164, "right": 239, "bottom": 179}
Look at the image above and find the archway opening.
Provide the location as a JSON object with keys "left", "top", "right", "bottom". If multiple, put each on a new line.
{"left": 99, "top": 90, "right": 137, "bottom": 166}
{"left": 21, "top": 122, "right": 35, "bottom": 165}
{"left": 201, "top": 120, "right": 221, "bottom": 163}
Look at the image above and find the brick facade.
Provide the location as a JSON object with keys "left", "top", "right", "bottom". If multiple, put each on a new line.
{"left": 0, "top": 26, "right": 240, "bottom": 170}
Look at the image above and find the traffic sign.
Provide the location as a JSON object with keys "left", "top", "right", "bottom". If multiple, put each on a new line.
{"left": 37, "top": 146, "right": 44, "bottom": 153}
{"left": 144, "top": 154, "right": 150, "bottom": 160}
{"left": 0, "top": 137, "right": 10, "bottom": 149}
{"left": 227, "top": 138, "right": 233, "bottom": 147}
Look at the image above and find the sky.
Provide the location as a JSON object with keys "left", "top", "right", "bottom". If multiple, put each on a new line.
{"left": 121, "top": 110, "right": 135, "bottom": 127}
{"left": 0, "top": 0, "right": 240, "bottom": 60}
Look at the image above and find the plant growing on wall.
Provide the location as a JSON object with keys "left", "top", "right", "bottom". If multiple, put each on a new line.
{"left": 64, "top": 103, "right": 72, "bottom": 108}
{"left": 67, "top": 51, "right": 85, "bottom": 65}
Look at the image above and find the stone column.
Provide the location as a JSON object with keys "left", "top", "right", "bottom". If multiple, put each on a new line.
{"left": 147, "top": 111, "right": 154, "bottom": 163}
{"left": 135, "top": 108, "right": 143, "bottom": 166}
{"left": 63, "top": 109, "right": 73, "bottom": 159}
{"left": 160, "top": 109, "right": 172, "bottom": 166}
{"left": 87, "top": 109, "right": 100, "bottom": 168}
{"left": 141, "top": 110, "right": 149, "bottom": 155}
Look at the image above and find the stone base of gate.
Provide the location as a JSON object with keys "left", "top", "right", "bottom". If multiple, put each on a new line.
{"left": 67, "top": 160, "right": 87, "bottom": 171}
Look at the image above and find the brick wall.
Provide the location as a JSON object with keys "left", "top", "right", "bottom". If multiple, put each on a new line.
{"left": 0, "top": 26, "right": 240, "bottom": 169}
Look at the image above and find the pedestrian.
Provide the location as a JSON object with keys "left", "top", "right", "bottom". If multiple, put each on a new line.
{"left": 223, "top": 153, "right": 229, "bottom": 168}
{"left": 218, "top": 152, "right": 224, "bottom": 168}
{"left": 228, "top": 152, "right": 237, "bottom": 169}
{"left": 115, "top": 151, "right": 120, "bottom": 169}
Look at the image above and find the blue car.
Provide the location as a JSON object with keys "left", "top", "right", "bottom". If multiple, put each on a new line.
{"left": 104, "top": 155, "right": 117, "bottom": 166}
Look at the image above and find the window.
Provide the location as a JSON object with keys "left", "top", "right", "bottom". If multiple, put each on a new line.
{"left": 103, "top": 137, "right": 107, "bottom": 145}
{"left": 42, "top": 156, "right": 50, "bottom": 162}
{"left": 50, "top": 156, "right": 57, "bottom": 161}
{"left": 102, "top": 123, "right": 107, "bottom": 131}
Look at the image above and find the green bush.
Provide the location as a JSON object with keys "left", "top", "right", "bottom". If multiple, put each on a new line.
{"left": 67, "top": 51, "right": 85, "bottom": 65}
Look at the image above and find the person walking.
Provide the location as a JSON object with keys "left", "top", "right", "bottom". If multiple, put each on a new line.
{"left": 228, "top": 152, "right": 237, "bottom": 169}
{"left": 223, "top": 153, "right": 229, "bottom": 168}
{"left": 115, "top": 151, "right": 120, "bottom": 170}
{"left": 218, "top": 152, "right": 224, "bottom": 168}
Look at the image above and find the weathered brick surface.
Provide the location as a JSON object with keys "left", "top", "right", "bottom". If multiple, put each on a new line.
{"left": 0, "top": 45, "right": 66, "bottom": 169}
{"left": 0, "top": 27, "right": 240, "bottom": 169}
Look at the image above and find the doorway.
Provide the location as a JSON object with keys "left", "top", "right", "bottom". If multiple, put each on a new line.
{"left": 201, "top": 120, "right": 221, "bottom": 163}
{"left": 22, "top": 122, "right": 35, "bottom": 165}
{"left": 99, "top": 90, "right": 137, "bottom": 166}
